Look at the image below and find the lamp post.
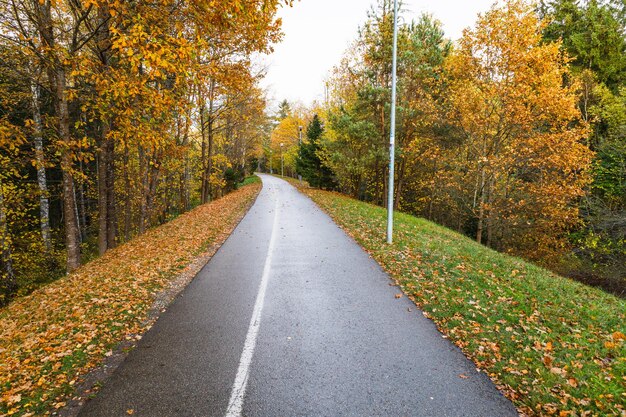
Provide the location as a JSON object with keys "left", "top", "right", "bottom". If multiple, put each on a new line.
{"left": 269, "top": 148, "right": 273, "bottom": 174}
{"left": 387, "top": 0, "right": 399, "bottom": 244}
{"left": 298, "top": 126, "right": 303, "bottom": 183}
{"left": 280, "top": 142, "right": 284, "bottom": 177}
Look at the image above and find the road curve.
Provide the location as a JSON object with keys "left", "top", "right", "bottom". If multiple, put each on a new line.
{"left": 78, "top": 174, "right": 517, "bottom": 417}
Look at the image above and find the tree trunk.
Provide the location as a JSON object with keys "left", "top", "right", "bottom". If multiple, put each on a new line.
{"left": 486, "top": 176, "right": 494, "bottom": 248}
{"left": 31, "top": 81, "right": 52, "bottom": 251}
{"left": 205, "top": 116, "right": 214, "bottom": 202}
{"left": 123, "top": 142, "right": 132, "bottom": 241}
{"left": 56, "top": 68, "right": 81, "bottom": 271}
{"left": 105, "top": 138, "right": 116, "bottom": 249}
{"left": 476, "top": 167, "right": 486, "bottom": 245}
{"left": 139, "top": 145, "right": 148, "bottom": 234}
{"left": 0, "top": 177, "right": 16, "bottom": 305}
{"left": 37, "top": 0, "right": 80, "bottom": 271}
{"left": 97, "top": 124, "right": 110, "bottom": 255}
{"left": 179, "top": 110, "right": 191, "bottom": 212}
{"left": 77, "top": 159, "right": 88, "bottom": 242}
{"left": 96, "top": 4, "right": 116, "bottom": 254}
{"left": 200, "top": 104, "right": 207, "bottom": 204}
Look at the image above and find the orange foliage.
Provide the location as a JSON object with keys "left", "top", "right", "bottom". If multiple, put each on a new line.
{"left": 0, "top": 182, "right": 260, "bottom": 415}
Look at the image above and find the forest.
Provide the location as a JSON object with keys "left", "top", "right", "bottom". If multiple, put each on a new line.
{"left": 271, "top": 0, "right": 626, "bottom": 295}
{"left": 0, "top": 0, "right": 624, "bottom": 305}
{"left": 0, "top": 0, "right": 288, "bottom": 304}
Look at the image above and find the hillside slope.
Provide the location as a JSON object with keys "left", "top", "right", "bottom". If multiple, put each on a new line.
{"left": 0, "top": 180, "right": 261, "bottom": 416}
{"left": 297, "top": 186, "right": 625, "bottom": 416}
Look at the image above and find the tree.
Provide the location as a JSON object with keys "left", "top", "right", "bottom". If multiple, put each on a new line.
{"left": 296, "top": 114, "right": 335, "bottom": 188}
{"left": 441, "top": 0, "right": 593, "bottom": 262}
{"left": 540, "top": 0, "right": 626, "bottom": 287}
{"left": 0, "top": 0, "right": 290, "bottom": 304}
{"left": 541, "top": 0, "right": 626, "bottom": 91}
{"left": 0, "top": 118, "right": 23, "bottom": 305}
{"left": 277, "top": 99, "right": 291, "bottom": 120}
{"left": 269, "top": 111, "right": 304, "bottom": 177}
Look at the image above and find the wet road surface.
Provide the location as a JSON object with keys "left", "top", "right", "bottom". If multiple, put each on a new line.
{"left": 79, "top": 174, "right": 517, "bottom": 417}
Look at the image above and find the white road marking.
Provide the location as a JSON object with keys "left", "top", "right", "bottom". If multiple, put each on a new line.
{"left": 225, "top": 187, "right": 280, "bottom": 417}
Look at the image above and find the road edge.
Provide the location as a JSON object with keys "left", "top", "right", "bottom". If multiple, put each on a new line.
{"left": 56, "top": 180, "right": 263, "bottom": 417}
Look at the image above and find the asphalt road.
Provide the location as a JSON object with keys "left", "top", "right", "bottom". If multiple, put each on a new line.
{"left": 78, "top": 174, "right": 518, "bottom": 417}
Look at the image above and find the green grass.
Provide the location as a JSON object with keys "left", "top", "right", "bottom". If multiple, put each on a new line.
{"left": 296, "top": 186, "right": 625, "bottom": 416}
{"left": 239, "top": 175, "right": 261, "bottom": 187}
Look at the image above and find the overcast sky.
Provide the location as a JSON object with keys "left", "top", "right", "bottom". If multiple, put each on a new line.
{"left": 259, "top": 0, "right": 497, "bottom": 108}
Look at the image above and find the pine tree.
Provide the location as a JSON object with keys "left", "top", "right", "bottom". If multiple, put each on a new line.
{"left": 296, "top": 115, "right": 335, "bottom": 189}
{"left": 541, "top": 0, "right": 626, "bottom": 90}
{"left": 277, "top": 99, "right": 291, "bottom": 121}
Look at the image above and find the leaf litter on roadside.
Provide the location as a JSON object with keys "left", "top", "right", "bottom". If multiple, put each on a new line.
{"left": 0, "top": 182, "right": 261, "bottom": 416}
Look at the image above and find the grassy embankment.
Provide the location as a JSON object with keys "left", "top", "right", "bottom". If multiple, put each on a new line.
{"left": 292, "top": 181, "right": 625, "bottom": 417}
{"left": 0, "top": 178, "right": 261, "bottom": 416}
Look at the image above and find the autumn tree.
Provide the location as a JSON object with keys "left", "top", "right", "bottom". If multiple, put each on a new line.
{"left": 440, "top": 0, "right": 593, "bottom": 262}
{"left": 269, "top": 108, "right": 305, "bottom": 177}
{"left": 325, "top": 5, "right": 450, "bottom": 207}
{"left": 0, "top": 0, "right": 289, "bottom": 304}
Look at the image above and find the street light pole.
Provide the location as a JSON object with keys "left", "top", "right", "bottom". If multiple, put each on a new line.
{"left": 280, "top": 142, "right": 284, "bottom": 177}
{"left": 387, "top": 0, "right": 399, "bottom": 244}
{"left": 298, "top": 126, "right": 303, "bottom": 183}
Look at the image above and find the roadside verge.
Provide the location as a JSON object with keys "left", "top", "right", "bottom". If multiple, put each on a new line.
{"left": 286, "top": 178, "right": 625, "bottom": 417}
{"left": 0, "top": 179, "right": 262, "bottom": 417}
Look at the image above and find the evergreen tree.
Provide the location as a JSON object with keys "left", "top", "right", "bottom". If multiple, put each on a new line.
{"left": 296, "top": 115, "right": 335, "bottom": 189}
{"left": 541, "top": 0, "right": 626, "bottom": 90}
{"left": 277, "top": 99, "right": 291, "bottom": 120}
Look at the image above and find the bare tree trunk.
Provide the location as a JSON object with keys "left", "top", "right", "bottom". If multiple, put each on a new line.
{"left": 139, "top": 145, "right": 148, "bottom": 234}
{"left": 37, "top": 0, "right": 80, "bottom": 271}
{"left": 201, "top": 80, "right": 216, "bottom": 204}
{"left": 123, "top": 142, "right": 132, "bottom": 241}
{"left": 31, "top": 81, "right": 52, "bottom": 251}
{"left": 205, "top": 116, "right": 214, "bottom": 202}
{"left": 105, "top": 138, "right": 116, "bottom": 249}
{"left": 77, "top": 159, "right": 88, "bottom": 242}
{"left": 56, "top": 69, "right": 81, "bottom": 271}
{"left": 200, "top": 104, "right": 207, "bottom": 204}
{"left": 476, "top": 167, "right": 486, "bottom": 245}
{"left": 181, "top": 110, "right": 191, "bottom": 211}
{"left": 394, "top": 157, "right": 405, "bottom": 211}
{"left": 97, "top": 123, "right": 110, "bottom": 255}
{"left": 145, "top": 150, "right": 161, "bottom": 229}
{"left": 486, "top": 176, "right": 494, "bottom": 247}
{"left": 96, "top": 4, "right": 116, "bottom": 254}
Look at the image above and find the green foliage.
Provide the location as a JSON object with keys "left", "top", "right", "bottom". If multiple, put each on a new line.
{"left": 541, "top": 0, "right": 626, "bottom": 290}
{"left": 277, "top": 99, "right": 291, "bottom": 121}
{"left": 541, "top": 0, "right": 626, "bottom": 90}
{"left": 296, "top": 115, "right": 335, "bottom": 189}
{"left": 572, "top": 84, "right": 626, "bottom": 292}
{"left": 326, "top": 5, "right": 451, "bottom": 203}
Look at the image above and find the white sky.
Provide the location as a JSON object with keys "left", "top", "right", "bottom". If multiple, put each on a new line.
{"left": 260, "top": 0, "right": 497, "bottom": 108}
